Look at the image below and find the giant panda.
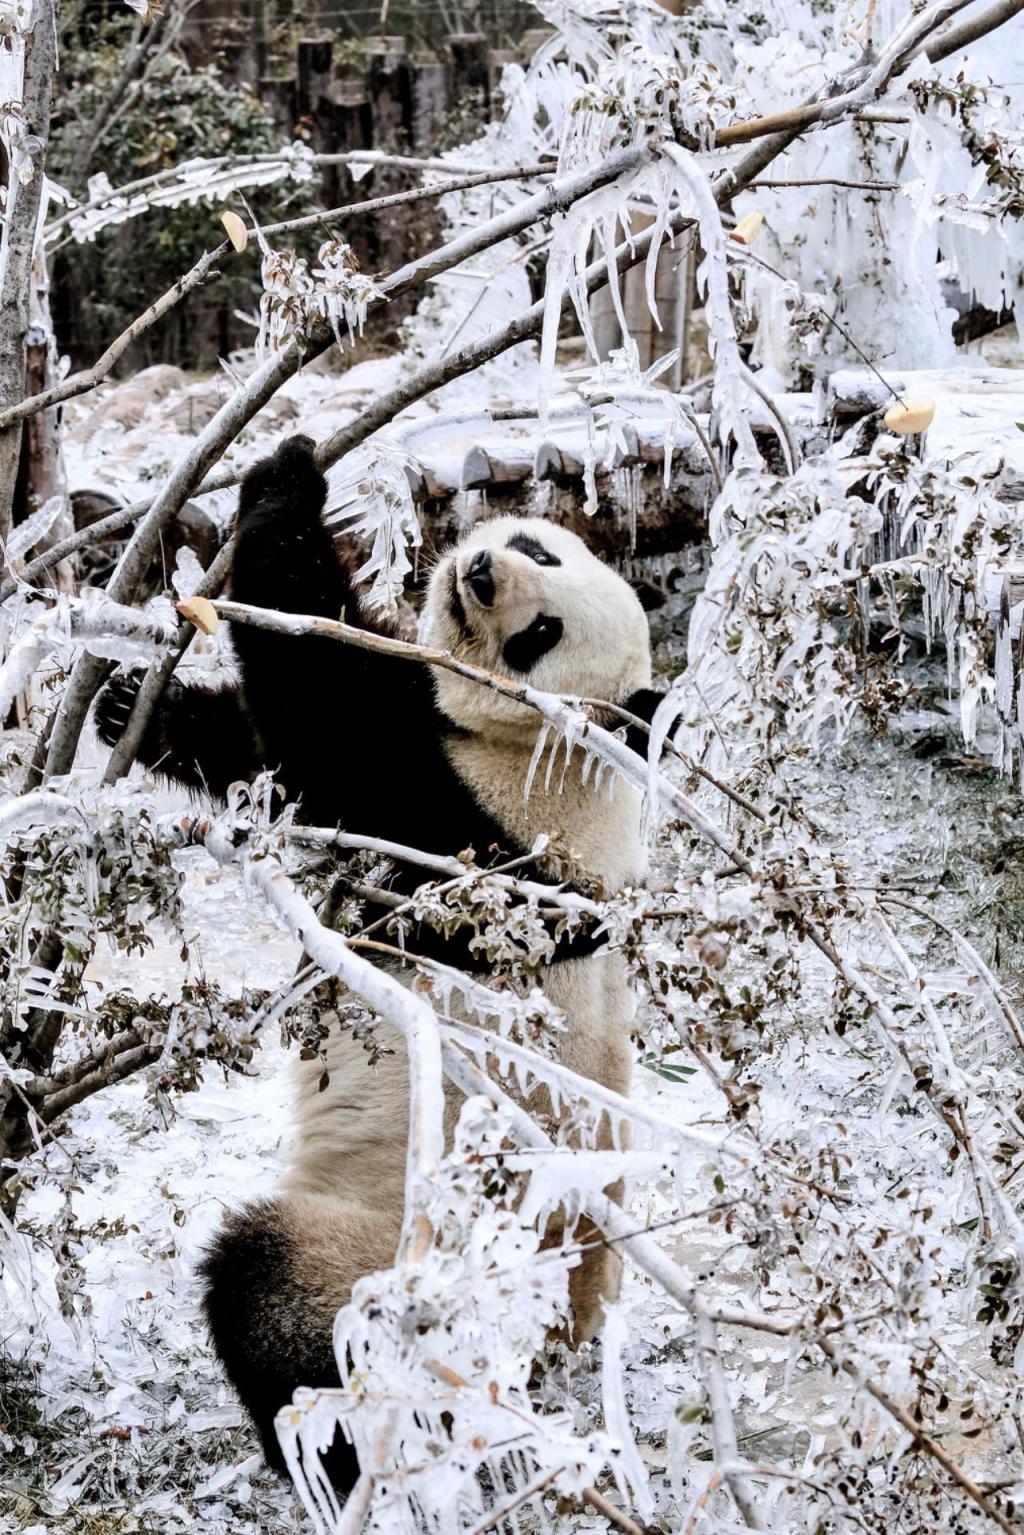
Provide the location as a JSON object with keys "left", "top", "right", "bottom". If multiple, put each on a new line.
{"left": 96, "top": 435, "right": 661, "bottom": 1491}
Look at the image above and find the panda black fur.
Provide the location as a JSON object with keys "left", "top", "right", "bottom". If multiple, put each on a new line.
{"left": 95, "top": 435, "right": 661, "bottom": 1490}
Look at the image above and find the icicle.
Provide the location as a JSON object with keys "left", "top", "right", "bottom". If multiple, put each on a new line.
{"left": 544, "top": 731, "right": 564, "bottom": 794}
{"left": 524, "top": 726, "right": 552, "bottom": 802}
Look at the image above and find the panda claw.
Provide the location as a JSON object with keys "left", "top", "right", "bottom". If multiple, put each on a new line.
{"left": 95, "top": 671, "right": 145, "bottom": 746}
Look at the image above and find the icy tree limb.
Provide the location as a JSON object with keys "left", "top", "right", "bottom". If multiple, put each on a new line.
{"left": 36, "top": 1043, "right": 159, "bottom": 1124}
{"left": 0, "top": 596, "right": 177, "bottom": 721}
{"left": 921, "top": 0, "right": 1024, "bottom": 64}
{"left": 212, "top": 834, "right": 445, "bottom": 1263}
{"left": 881, "top": 894, "right": 1024, "bottom": 1062}
{"left": 100, "top": 539, "right": 235, "bottom": 783}
{"left": 41, "top": 339, "right": 302, "bottom": 779}
{"left": 292, "top": 826, "right": 601, "bottom": 918}
{"left": 0, "top": 0, "right": 56, "bottom": 548}
{"left": 441, "top": 1044, "right": 799, "bottom": 1339}
{"left": 692, "top": 1303, "right": 765, "bottom": 1530}
{"left": 0, "top": 241, "right": 230, "bottom": 432}
{"left": 712, "top": 0, "right": 980, "bottom": 149}
{"left": 43, "top": 149, "right": 547, "bottom": 245}
{"left": 444, "top": 1046, "right": 1020, "bottom": 1534}
{"left": 711, "top": 0, "right": 1022, "bottom": 203}
{"left": 257, "top": 161, "right": 552, "bottom": 242}
{"left": 814, "top": 1333, "right": 1020, "bottom": 1535}
{"left": 0, "top": 790, "right": 84, "bottom": 841}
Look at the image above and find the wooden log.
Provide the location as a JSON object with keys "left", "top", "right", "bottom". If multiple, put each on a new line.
{"left": 534, "top": 437, "right": 587, "bottom": 481}
{"left": 413, "top": 464, "right": 710, "bottom": 564}
{"left": 608, "top": 422, "right": 641, "bottom": 468}
{"left": 826, "top": 368, "right": 908, "bottom": 420}
{"left": 328, "top": 78, "right": 373, "bottom": 157}
{"left": 460, "top": 440, "right": 536, "bottom": 490}
{"left": 520, "top": 28, "right": 557, "bottom": 55}
{"left": 488, "top": 47, "right": 521, "bottom": 97}
{"left": 257, "top": 76, "right": 297, "bottom": 136}
{"left": 217, "top": 40, "right": 254, "bottom": 87}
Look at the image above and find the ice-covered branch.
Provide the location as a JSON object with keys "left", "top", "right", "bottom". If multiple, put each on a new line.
{"left": 0, "top": 240, "right": 229, "bottom": 433}
{"left": 692, "top": 1303, "right": 765, "bottom": 1530}
{"left": 206, "top": 830, "right": 444, "bottom": 1265}
{"left": 0, "top": 594, "right": 177, "bottom": 721}
{"left": 43, "top": 147, "right": 543, "bottom": 244}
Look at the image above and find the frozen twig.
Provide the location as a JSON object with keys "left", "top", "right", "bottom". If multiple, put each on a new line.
{"left": 0, "top": 242, "right": 229, "bottom": 433}
{"left": 206, "top": 832, "right": 445, "bottom": 1262}
{"left": 692, "top": 1303, "right": 765, "bottom": 1530}
{"left": 0, "top": 595, "right": 177, "bottom": 721}
{"left": 815, "top": 1332, "right": 1021, "bottom": 1535}
{"left": 881, "top": 894, "right": 1024, "bottom": 1062}
{"left": 257, "top": 161, "right": 552, "bottom": 241}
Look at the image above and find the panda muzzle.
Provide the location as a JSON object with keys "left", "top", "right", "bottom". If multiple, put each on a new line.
{"left": 465, "top": 548, "right": 495, "bottom": 607}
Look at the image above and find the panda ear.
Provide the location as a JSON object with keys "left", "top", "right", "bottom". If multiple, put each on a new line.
{"left": 629, "top": 578, "right": 668, "bottom": 612}
{"left": 622, "top": 687, "right": 666, "bottom": 753}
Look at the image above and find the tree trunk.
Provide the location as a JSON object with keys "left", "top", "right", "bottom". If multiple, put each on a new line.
{"left": 0, "top": 2, "right": 57, "bottom": 556}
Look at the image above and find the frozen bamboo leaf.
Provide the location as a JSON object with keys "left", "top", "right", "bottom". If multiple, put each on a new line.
{"left": 220, "top": 210, "right": 248, "bottom": 253}
{"left": 175, "top": 596, "right": 220, "bottom": 635}
{"left": 884, "top": 397, "right": 936, "bottom": 434}
{"left": 729, "top": 210, "right": 764, "bottom": 245}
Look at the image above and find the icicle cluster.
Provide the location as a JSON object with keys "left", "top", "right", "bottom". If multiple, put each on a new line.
{"left": 325, "top": 443, "right": 421, "bottom": 616}
{"left": 256, "top": 237, "right": 385, "bottom": 357}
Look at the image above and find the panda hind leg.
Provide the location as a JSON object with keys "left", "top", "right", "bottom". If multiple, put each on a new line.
{"left": 199, "top": 1192, "right": 400, "bottom": 1489}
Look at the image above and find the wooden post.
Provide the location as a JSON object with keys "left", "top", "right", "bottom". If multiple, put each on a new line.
{"left": 253, "top": 0, "right": 269, "bottom": 79}
{"left": 412, "top": 60, "right": 449, "bottom": 150}
{"left": 328, "top": 78, "right": 373, "bottom": 154}
{"left": 590, "top": 219, "right": 694, "bottom": 388}
{"left": 366, "top": 37, "right": 412, "bottom": 150}
{"left": 257, "top": 76, "right": 297, "bottom": 136}
{"left": 297, "top": 37, "right": 333, "bottom": 123}
{"left": 488, "top": 47, "right": 521, "bottom": 102}
{"left": 445, "top": 33, "right": 490, "bottom": 118}
{"left": 520, "top": 27, "right": 556, "bottom": 58}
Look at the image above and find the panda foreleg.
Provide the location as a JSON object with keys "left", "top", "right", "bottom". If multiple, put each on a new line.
{"left": 95, "top": 670, "right": 261, "bottom": 799}
{"left": 230, "top": 435, "right": 349, "bottom": 626}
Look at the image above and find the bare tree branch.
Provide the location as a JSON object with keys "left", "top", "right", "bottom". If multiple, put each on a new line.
{"left": 0, "top": 242, "right": 229, "bottom": 433}
{"left": 258, "top": 161, "right": 552, "bottom": 241}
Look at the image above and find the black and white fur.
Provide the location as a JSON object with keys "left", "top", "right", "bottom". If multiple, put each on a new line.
{"left": 96, "top": 436, "right": 660, "bottom": 1489}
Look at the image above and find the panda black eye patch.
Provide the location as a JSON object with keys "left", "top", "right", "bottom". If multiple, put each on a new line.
{"left": 506, "top": 533, "right": 561, "bottom": 567}
{"left": 502, "top": 614, "right": 564, "bottom": 673}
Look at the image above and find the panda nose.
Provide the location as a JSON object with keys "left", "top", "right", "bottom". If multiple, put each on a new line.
{"left": 466, "top": 548, "right": 495, "bottom": 607}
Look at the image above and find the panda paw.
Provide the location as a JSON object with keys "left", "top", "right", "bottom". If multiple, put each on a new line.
{"left": 94, "top": 671, "right": 144, "bottom": 746}
{"left": 237, "top": 435, "right": 327, "bottom": 521}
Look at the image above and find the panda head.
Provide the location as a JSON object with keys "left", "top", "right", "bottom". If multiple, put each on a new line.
{"left": 421, "top": 515, "right": 652, "bottom": 735}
